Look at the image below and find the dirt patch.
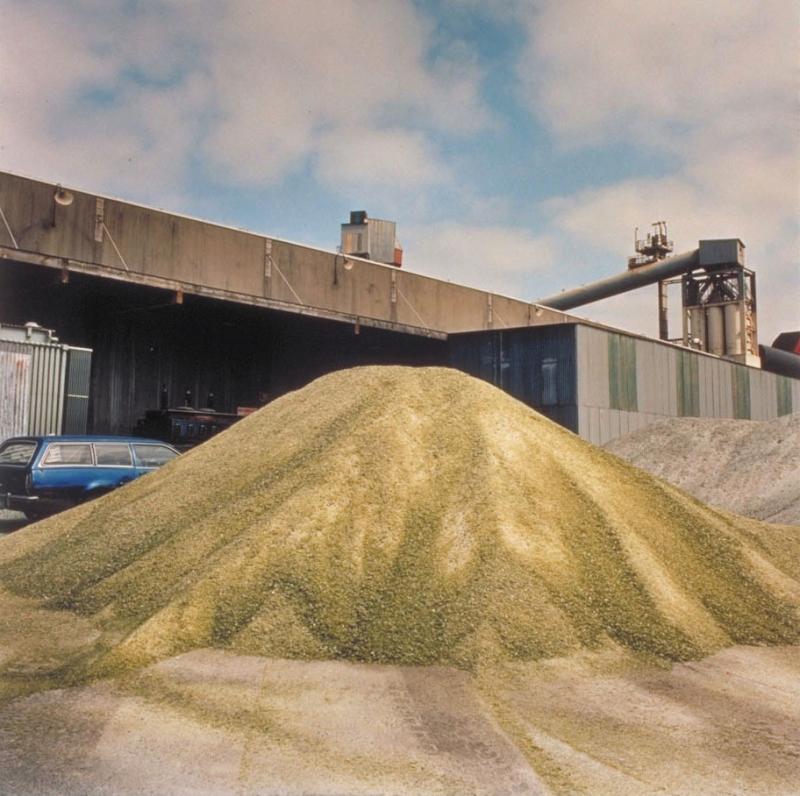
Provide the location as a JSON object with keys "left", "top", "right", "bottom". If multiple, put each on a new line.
{"left": 0, "top": 646, "right": 797, "bottom": 795}
{"left": 482, "top": 644, "right": 800, "bottom": 795}
{"left": 0, "top": 649, "right": 546, "bottom": 795}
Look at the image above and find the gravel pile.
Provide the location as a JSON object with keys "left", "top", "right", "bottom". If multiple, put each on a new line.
{"left": 0, "top": 367, "right": 798, "bottom": 695}
{"left": 605, "top": 413, "right": 800, "bottom": 525}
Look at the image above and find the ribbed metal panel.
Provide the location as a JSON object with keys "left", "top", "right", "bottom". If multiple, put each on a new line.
{"left": 712, "top": 359, "right": 724, "bottom": 416}
{"left": 753, "top": 369, "right": 776, "bottom": 420}
{"left": 62, "top": 348, "right": 92, "bottom": 433}
{"left": 698, "top": 355, "right": 714, "bottom": 417}
{"left": 451, "top": 322, "right": 799, "bottom": 444}
{"left": 576, "top": 326, "right": 610, "bottom": 410}
{"left": 776, "top": 376, "right": 793, "bottom": 416}
{"left": 448, "top": 324, "right": 578, "bottom": 431}
{"left": 586, "top": 406, "right": 597, "bottom": 444}
{"left": 638, "top": 340, "right": 677, "bottom": 416}
{"left": 367, "top": 219, "right": 397, "bottom": 265}
{"left": 676, "top": 350, "right": 700, "bottom": 417}
{"left": 717, "top": 360, "right": 733, "bottom": 416}
{"left": 28, "top": 343, "right": 67, "bottom": 434}
{"left": 608, "top": 333, "right": 637, "bottom": 411}
{"left": 732, "top": 366, "right": 750, "bottom": 419}
{"left": 634, "top": 338, "right": 670, "bottom": 415}
{"left": 0, "top": 343, "right": 31, "bottom": 441}
{"left": 0, "top": 337, "right": 73, "bottom": 437}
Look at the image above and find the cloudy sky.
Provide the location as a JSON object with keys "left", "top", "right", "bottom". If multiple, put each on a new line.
{"left": 1, "top": 0, "right": 797, "bottom": 341}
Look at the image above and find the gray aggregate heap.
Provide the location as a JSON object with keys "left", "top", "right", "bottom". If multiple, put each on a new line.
{"left": 605, "top": 413, "right": 800, "bottom": 525}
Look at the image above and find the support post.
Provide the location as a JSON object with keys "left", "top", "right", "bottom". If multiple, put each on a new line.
{"left": 94, "top": 198, "right": 105, "bottom": 242}
{"left": 658, "top": 280, "right": 669, "bottom": 340}
{"left": 263, "top": 239, "right": 272, "bottom": 298}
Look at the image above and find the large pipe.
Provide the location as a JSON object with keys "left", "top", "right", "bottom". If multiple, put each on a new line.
{"left": 536, "top": 249, "right": 700, "bottom": 311}
{"left": 759, "top": 345, "right": 800, "bottom": 379}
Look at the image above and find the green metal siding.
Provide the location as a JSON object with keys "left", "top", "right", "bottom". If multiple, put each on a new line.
{"left": 776, "top": 376, "right": 793, "bottom": 416}
{"left": 732, "top": 366, "right": 751, "bottom": 419}
{"left": 608, "top": 334, "right": 637, "bottom": 411}
{"left": 676, "top": 350, "right": 700, "bottom": 417}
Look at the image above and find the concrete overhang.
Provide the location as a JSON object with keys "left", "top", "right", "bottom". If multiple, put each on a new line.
{"left": 0, "top": 170, "right": 573, "bottom": 340}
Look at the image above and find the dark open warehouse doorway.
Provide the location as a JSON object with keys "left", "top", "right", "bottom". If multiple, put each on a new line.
{"left": 1, "top": 260, "right": 448, "bottom": 437}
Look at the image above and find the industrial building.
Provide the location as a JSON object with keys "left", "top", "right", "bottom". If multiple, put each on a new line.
{"left": 450, "top": 322, "right": 798, "bottom": 446}
{"left": 0, "top": 170, "right": 797, "bottom": 446}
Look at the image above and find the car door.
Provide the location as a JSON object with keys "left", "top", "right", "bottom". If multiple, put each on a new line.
{"left": 0, "top": 439, "right": 40, "bottom": 497}
{"left": 132, "top": 443, "right": 178, "bottom": 476}
{"left": 91, "top": 442, "right": 137, "bottom": 494}
{"left": 33, "top": 441, "right": 95, "bottom": 504}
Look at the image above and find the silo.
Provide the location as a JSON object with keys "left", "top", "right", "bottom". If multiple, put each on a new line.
{"left": 724, "top": 304, "right": 743, "bottom": 356}
{"left": 689, "top": 307, "right": 706, "bottom": 350}
{"left": 707, "top": 307, "right": 725, "bottom": 356}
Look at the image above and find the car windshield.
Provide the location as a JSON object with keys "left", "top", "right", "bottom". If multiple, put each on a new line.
{"left": 0, "top": 440, "right": 37, "bottom": 465}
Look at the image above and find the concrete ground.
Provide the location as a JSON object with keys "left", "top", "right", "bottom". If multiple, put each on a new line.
{"left": 1, "top": 646, "right": 798, "bottom": 795}
{"left": 0, "top": 509, "right": 27, "bottom": 535}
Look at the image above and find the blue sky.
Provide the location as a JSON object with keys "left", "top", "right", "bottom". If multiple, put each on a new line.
{"left": 1, "top": 0, "right": 797, "bottom": 341}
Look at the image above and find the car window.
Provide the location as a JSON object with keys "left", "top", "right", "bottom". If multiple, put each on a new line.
{"left": 42, "top": 443, "right": 93, "bottom": 466}
{"left": 0, "top": 440, "right": 37, "bottom": 465}
{"left": 94, "top": 443, "right": 133, "bottom": 466}
{"left": 133, "top": 444, "right": 177, "bottom": 468}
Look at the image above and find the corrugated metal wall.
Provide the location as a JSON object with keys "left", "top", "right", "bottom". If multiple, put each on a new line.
{"left": 792, "top": 377, "right": 800, "bottom": 416}
{"left": 636, "top": 337, "right": 678, "bottom": 416}
{"left": 608, "top": 333, "right": 637, "bottom": 411}
{"left": 0, "top": 344, "right": 31, "bottom": 441}
{"left": 748, "top": 368, "right": 776, "bottom": 420}
{"left": 732, "top": 366, "right": 751, "bottom": 419}
{"left": 776, "top": 376, "right": 793, "bottom": 416}
{"left": 449, "top": 325, "right": 578, "bottom": 432}
{"left": 0, "top": 338, "right": 91, "bottom": 441}
{"left": 676, "top": 350, "right": 700, "bottom": 417}
{"left": 577, "top": 326, "right": 672, "bottom": 445}
{"left": 367, "top": 219, "right": 396, "bottom": 265}
{"left": 27, "top": 343, "right": 68, "bottom": 434}
{"left": 572, "top": 324, "right": 798, "bottom": 445}
{"left": 63, "top": 348, "right": 92, "bottom": 434}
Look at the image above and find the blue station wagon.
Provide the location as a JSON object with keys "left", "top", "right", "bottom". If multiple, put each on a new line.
{"left": 0, "top": 436, "right": 179, "bottom": 520}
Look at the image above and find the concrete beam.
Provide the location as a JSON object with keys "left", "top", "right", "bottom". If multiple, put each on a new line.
{"left": 0, "top": 245, "right": 448, "bottom": 340}
{"left": 0, "top": 170, "right": 572, "bottom": 337}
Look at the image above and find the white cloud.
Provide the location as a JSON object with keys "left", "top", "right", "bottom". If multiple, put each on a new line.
{"left": 315, "top": 127, "right": 448, "bottom": 188}
{"left": 0, "top": 0, "right": 488, "bottom": 197}
{"left": 404, "top": 222, "right": 555, "bottom": 297}
{"left": 520, "top": 0, "right": 800, "bottom": 341}
{"left": 199, "top": 0, "right": 488, "bottom": 184}
{"left": 521, "top": 1, "right": 797, "bottom": 150}
{"left": 0, "top": 1, "right": 209, "bottom": 196}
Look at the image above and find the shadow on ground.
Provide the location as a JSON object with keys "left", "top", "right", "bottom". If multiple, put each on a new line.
{"left": 0, "top": 511, "right": 29, "bottom": 535}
